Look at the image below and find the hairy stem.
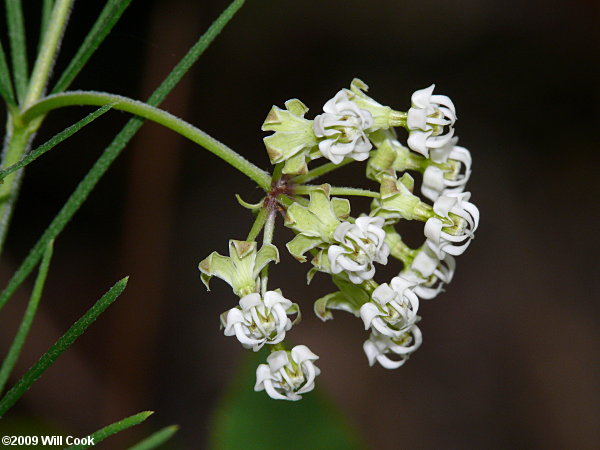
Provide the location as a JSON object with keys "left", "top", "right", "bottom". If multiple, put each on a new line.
{"left": 292, "top": 159, "right": 353, "bottom": 184}
{"left": 0, "top": 0, "right": 74, "bottom": 255}
{"left": 21, "top": 91, "right": 272, "bottom": 190}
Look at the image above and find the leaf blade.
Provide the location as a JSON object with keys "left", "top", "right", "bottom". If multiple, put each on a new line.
{"left": 4, "top": 0, "right": 29, "bottom": 102}
{"left": 0, "top": 105, "right": 112, "bottom": 182}
{"left": 66, "top": 411, "right": 155, "bottom": 450}
{"left": 0, "top": 241, "right": 54, "bottom": 395}
{"left": 52, "top": 0, "right": 134, "bottom": 93}
{"left": 0, "top": 0, "right": 247, "bottom": 315}
{"left": 126, "top": 425, "right": 179, "bottom": 450}
{"left": 0, "top": 277, "right": 129, "bottom": 417}
{"left": 0, "top": 40, "right": 16, "bottom": 105}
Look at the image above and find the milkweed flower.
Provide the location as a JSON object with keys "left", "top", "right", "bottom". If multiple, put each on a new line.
{"left": 313, "top": 90, "right": 374, "bottom": 164}
{"left": 328, "top": 216, "right": 389, "bottom": 283}
{"left": 360, "top": 276, "right": 419, "bottom": 337}
{"left": 221, "top": 291, "right": 299, "bottom": 351}
{"left": 409, "top": 248, "right": 456, "bottom": 300}
{"left": 363, "top": 326, "right": 423, "bottom": 369}
{"left": 421, "top": 145, "right": 472, "bottom": 201}
{"left": 255, "top": 345, "right": 320, "bottom": 401}
{"left": 424, "top": 192, "right": 480, "bottom": 257}
{"left": 406, "top": 85, "right": 456, "bottom": 158}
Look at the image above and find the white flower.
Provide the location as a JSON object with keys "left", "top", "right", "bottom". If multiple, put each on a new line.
{"left": 406, "top": 85, "right": 456, "bottom": 158}
{"left": 359, "top": 276, "right": 419, "bottom": 337}
{"left": 255, "top": 345, "right": 320, "bottom": 401}
{"left": 221, "top": 291, "right": 298, "bottom": 351}
{"left": 424, "top": 192, "right": 480, "bottom": 258}
{"left": 313, "top": 90, "right": 374, "bottom": 164}
{"left": 328, "top": 216, "right": 389, "bottom": 284}
{"left": 363, "top": 326, "right": 422, "bottom": 369}
{"left": 421, "top": 145, "right": 472, "bottom": 202}
{"left": 409, "top": 248, "right": 456, "bottom": 300}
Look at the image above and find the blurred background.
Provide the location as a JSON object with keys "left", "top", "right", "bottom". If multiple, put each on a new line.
{"left": 0, "top": 0, "right": 599, "bottom": 448}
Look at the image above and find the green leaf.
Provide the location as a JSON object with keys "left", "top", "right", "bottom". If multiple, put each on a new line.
{"left": 127, "top": 425, "right": 179, "bottom": 450}
{"left": 0, "top": 241, "right": 53, "bottom": 395}
{"left": 66, "top": 411, "right": 154, "bottom": 450}
{"left": 0, "top": 40, "right": 16, "bottom": 105}
{"left": 4, "top": 0, "right": 28, "bottom": 102}
{"left": 38, "top": 0, "right": 54, "bottom": 54}
{"left": 211, "top": 351, "right": 365, "bottom": 450}
{"left": 0, "top": 0, "right": 247, "bottom": 315}
{"left": 0, "top": 277, "right": 128, "bottom": 416}
{"left": 52, "top": 0, "right": 133, "bottom": 93}
{"left": 0, "top": 105, "right": 112, "bottom": 182}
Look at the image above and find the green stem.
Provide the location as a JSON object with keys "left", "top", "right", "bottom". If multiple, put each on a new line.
{"left": 23, "top": 0, "right": 74, "bottom": 108}
{"left": 21, "top": 91, "right": 272, "bottom": 190}
{"left": 292, "top": 159, "right": 353, "bottom": 184}
{"left": 0, "top": 123, "right": 33, "bottom": 251}
{"left": 0, "top": 0, "right": 74, "bottom": 255}
{"left": 259, "top": 211, "right": 276, "bottom": 295}
{"left": 246, "top": 206, "right": 268, "bottom": 241}
{"left": 0, "top": 0, "right": 247, "bottom": 315}
{"left": 295, "top": 185, "right": 379, "bottom": 198}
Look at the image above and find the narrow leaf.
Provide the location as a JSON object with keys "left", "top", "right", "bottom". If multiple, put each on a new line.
{"left": 66, "top": 411, "right": 154, "bottom": 450}
{"left": 0, "top": 105, "right": 112, "bottom": 182}
{"left": 0, "top": 0, "right": 246, "bottom": 314}
{"left": 0, "top": 277, "right": 129, "bottom": 417}
{"left": 4, "top": 0, "right": 29, "bottom": 102}
{"left": 127, "top": 425, "right": 179, "bottom": 450}
{"left": 52, "top": 0, "right": 133, "bottom": 93}
{"left": 38, "top": 0, "right": 55, "bottom": 54}
{"left": 0, "top": 40, "right": 16, "bottom": 104}
{"left": 0, "top": 241, "right": 53, "bottom": 395}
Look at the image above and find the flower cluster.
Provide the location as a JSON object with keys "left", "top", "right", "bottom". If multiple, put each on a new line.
{"left": 198, "top": 79, "right": 479, "bottom": 401}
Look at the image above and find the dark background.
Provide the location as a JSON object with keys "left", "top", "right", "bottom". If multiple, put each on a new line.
{"left": 0, "top": 0, "right": 599, "bottom": 448}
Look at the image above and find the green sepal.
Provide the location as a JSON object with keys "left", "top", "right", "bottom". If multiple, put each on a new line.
{"left": 345, "top": 78, "right": 399, "bottom": 131}
{"left": 198, "top": 240, "right": 279, "bottom": 297}
{"left": 262, "top": 99, "right": 318, "bottom": 175}
{"left": 235, "top": 194, "right": 264, "bottom": 211}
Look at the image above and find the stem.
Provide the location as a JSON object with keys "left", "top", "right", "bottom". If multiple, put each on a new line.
{"left": 0, "top": 0, "right": 74, "bottom": 255}
{"left": 293, "top": 159, "right": 353, "bottom": 184}
{"left": 295, "top": 185, "right": 379, "bottom": 198}
{"left": 0, "top": 123, "right": 32, "bottom": 251}
{"left": 23, "top": 0, "right": 74, "bottom": 108}
{"left": 21, "top": 91, "right": 272, "bottom": 190}
{"left": 260, "top": 211, "right": 276, "bottom": 295}
{"left": 246, "top": 206, "right": 268, "bottom": 241}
